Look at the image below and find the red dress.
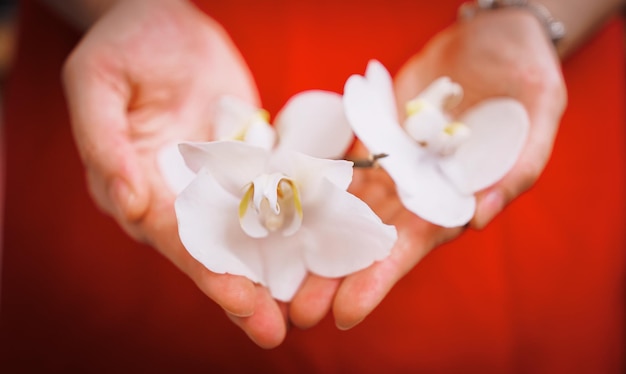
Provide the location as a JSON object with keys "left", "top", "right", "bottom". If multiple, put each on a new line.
{"left": 1, "top": 1, "right": 624, "bottom": 372}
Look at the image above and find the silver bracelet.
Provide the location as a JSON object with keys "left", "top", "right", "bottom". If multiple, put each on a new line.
{"left": 458, "top": 0, "right": 566, "bottom": 46}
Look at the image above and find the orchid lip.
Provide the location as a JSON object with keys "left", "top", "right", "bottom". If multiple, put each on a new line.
{"left": 239, "top": 173, "right": 303, "bottom": 238}
{"left": 403, "top": 98, "right": 471, "bottom": 157}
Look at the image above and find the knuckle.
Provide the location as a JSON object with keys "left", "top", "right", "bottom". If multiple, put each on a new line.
{"left": 517, "top": 62, "right": 567, "bottom": 107}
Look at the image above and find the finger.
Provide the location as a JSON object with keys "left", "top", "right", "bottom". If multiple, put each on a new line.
{"left": 128, "top": 202, "right": 258, "bottom": 319}
{"left": 226, "top": 285, "right": 288, "bottom": 349}
{"left": 333, "top": 213, "right": 462, "bottom": 330}
{"left": 289, "top": 275, "right": 340, "bottom": 329}
{"left": 62, "top": 49, "right": 149, "bottom": 224}
{"left": 288, "top": 141, "right": 400, "bottom": 330}
{"left": 194, "top": 270, "right": 258, "bottom": 318}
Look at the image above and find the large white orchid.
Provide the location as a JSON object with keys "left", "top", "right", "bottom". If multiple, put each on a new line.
{"left": 159, "top": 91, "right": 396, "bottom": 301}
{"left": 343, "top": 60, "right": 529, "bottom": 227}
{"left": 175, "top": 141, "right": 396, "bottom": 301}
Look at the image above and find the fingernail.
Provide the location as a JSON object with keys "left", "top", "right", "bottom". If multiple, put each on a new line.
{"left": 336, "top": 317, "right": 364, "bottom": 331}
{"left": 225, "top": 309, "right": 253, "bottom": 319}
{"left": 110, "top": 178, "right": 143, "bottom": 221}
{"left": 476, "top": 190, "right": 504, "bottom": 229}
{"left": 225, "top": 307, "right": 255, "bottom": 318}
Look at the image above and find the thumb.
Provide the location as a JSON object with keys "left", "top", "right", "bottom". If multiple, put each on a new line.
{"left": 63, "top": 52, "right": 149, "bottom": 224}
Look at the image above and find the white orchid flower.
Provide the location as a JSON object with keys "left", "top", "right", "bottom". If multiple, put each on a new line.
{"left": 174, "top": 141, "right": 396, "bottom": 302}
{"left": 159, "top": 90, "right": 355, "bottom": 194}
{"left": 343, "top": 60, "right": 529, "bottom": 227}
{"left": 158, "top": 90, "right": 395, "bottom": 301}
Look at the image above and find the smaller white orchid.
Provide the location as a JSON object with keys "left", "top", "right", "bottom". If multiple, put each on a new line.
{"left": 159, "top": 90, "right": 355, "bottom": 194}
{"left": 175, "top": 141, "right": 396, "bottom": 301}
{"left": 214, "top": 91, "right": 355, "bottom": 159}
{"left": 343, "top": 60, "right": 529, "bottom": 227}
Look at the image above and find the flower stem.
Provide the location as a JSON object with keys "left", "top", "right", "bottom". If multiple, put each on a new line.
{"left": 350, "top": 153, "right": 388, "bottom": 168}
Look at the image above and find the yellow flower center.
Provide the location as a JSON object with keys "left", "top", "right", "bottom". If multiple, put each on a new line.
{"left": 405, "top": 98, "right": 426, "bottom": 117}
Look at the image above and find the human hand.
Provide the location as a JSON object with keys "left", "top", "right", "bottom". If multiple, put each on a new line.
{"left": 290, "top": 8, "right": 566, "bottom": 330}
{"left": 289, "top": 141, "right": 464, "bottom": 330}
{"left": 62, "top": 0, "right": 288, "bottom": 347}
{"left": 394, "top": 7, "right": 567, "bottom": 229}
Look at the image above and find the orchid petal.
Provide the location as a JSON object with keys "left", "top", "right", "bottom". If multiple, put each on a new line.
{"left": 258, "top": 234, "right": 308, "bottom": 302}
{"left": 364, "top": 60, "right": 399, "bottom": 123}
{"left": 273, "top": 90, "right": 353, "bottom": 159}
{"left": 267, "top": 149, "right": 353, "bottom": 195}
{"left": 290, "top": 151, "right": 354, "bottom": 192}
{"left": 243, "top": 120, "right": 277, "bottom": 150}
{"left": 359, "top": 111, "right": 475, "bottom": 227}
{"left": 394, "top": 156, "right": 477, "bottom": 227}
{"left": 344, "top": 74, "right": 418, "bottom": 159}
{"left": 178, "top": 141, "right": 269, "bottom": 196}
{"left": 175, "top": 170, "right": 263, "bottom": 282}
{"left": 438, "top": 98, "right": 529, "bottom": 194}
{"left": 301, "top": 178, "right": 395, "bottom": 277}
{"left": 157, "top": 142, "right": 196, "bottom": 194}
{"left": 352, "top": 125, "right": 468, "bottom": 229}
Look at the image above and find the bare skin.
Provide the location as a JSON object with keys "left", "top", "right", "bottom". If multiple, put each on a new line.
{"left": 48, "top": 0, "right": 624, "bottom": 347}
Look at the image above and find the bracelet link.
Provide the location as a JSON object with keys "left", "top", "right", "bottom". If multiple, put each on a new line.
{"left": 458, "top": 0, "right": 566, "bottom": 46}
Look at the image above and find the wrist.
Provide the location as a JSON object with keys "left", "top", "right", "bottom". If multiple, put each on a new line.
{"left": 458, "top": 0, "right": 565, "bottom": 48}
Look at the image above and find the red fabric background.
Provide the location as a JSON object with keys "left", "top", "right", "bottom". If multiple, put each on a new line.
{"left": 1, "top": 1, "right": 624, "bottom": 372}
